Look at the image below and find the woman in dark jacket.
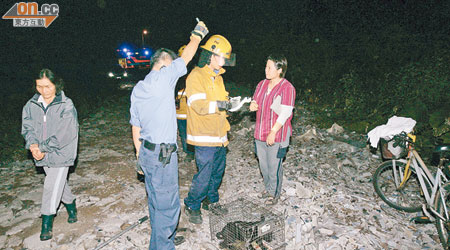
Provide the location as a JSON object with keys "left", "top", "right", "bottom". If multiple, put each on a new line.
{"left": 21, "top": 69, "right": 79, "bottom": 241}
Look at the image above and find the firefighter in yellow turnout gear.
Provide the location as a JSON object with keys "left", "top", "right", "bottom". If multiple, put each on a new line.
{"left": 184, "top": 35, "right": 235, "bottom": 224}
{"left": 176, "top": 45, "right": 195, "bottom": 161}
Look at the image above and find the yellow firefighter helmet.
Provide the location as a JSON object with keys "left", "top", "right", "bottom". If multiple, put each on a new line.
{"left": 200, "top": 35, "right": 236, "bottom": 66}
{"left": 200, "top": 35, "right": 232, "bottom": 59}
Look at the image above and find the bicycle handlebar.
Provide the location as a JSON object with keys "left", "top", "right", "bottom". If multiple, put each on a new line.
{"left": 392, "top": 132, "right": 414, "bottom": 149}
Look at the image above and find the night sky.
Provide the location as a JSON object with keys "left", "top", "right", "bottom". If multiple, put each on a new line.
{"left": 1, "top": 0, "right": 449, "bottom": 162}
{"left": 1, "top": 0, "right": 449, "bottom": 97}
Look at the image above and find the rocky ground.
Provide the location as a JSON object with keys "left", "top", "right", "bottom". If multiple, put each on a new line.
{"left": 0, "top": 91, "right": 443, "bottom": 249}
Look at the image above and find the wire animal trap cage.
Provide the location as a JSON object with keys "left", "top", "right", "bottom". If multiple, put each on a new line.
{"left": 209, "top": 198, "right": 285, "bottom": 250}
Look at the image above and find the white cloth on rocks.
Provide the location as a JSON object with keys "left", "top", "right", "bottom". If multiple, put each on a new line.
{"left": 367, "top": 116, "right": 416, "bottom": 147}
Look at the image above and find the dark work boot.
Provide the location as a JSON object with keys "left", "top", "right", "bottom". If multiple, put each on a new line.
{"left": 64, "top": 200, "right": 77, "bottom": 223}
{"left": 202, "top": 199, "right": 228, "bottom": 214}
{"left": 174, "top": 235, "right": 185, "bottom": 246}
{"left": 184, "top": 206, "right": 202, "bottom": 224}
{"left": 202, "top": 198, "right": 211, "bottom": 211}
{"left": 184, "top": 153, "right": 194, "bottom": 163}
{"left": 40, "top": 214, "right": 54, "bottom": 241}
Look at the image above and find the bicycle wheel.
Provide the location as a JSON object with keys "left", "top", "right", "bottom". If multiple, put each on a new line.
{"left": 435, "top": 182, "right": 450, "bottom": 249}
{"left": 373, "top": 160, "right": 423, "bottom": 212}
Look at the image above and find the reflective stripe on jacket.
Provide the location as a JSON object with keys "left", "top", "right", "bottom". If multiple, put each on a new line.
{"left": 176, "top": 89, "right": 188, "bottom": 120}
{"left": 185, "top": 66, "right": 230, "bottom": 147}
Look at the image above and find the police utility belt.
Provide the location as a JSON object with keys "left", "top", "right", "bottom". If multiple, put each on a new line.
{"left": 141, "top": 139, "right": 177, "bottom": 166}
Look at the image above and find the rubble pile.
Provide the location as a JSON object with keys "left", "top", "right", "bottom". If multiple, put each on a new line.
{"left": 0, "top": 96, "right": 442, "bottom": 249}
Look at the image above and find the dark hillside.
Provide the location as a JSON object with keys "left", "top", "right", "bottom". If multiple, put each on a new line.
{"left": 1, "top": 0, "right": 449, "bottom": 163}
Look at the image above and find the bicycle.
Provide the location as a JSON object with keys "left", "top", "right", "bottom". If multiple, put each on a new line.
{"left": 372, "top": 132, "right": 450, "bottom": 248}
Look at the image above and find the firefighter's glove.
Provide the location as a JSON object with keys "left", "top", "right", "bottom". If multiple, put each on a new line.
{"left": 191, "top": 21, "right": 209, "bottom": 41}
{"left": 217, "top": 101, "right": 232, "bottom": 111}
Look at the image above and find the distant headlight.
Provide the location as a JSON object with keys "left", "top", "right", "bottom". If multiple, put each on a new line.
{"left": 123, "top": 72, "right": 128, "bottom": 77}
{"left": 108, "top": 72, "right": 114, "bottom": 77}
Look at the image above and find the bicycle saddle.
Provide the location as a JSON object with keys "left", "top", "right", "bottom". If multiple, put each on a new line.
{"left": 434, "top": 144, "right": 450, "bottom": 153}
{"left": 432, "top": 144, "right": 450, "bottom": 166}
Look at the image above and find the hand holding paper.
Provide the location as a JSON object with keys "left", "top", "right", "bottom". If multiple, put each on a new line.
{"left": 229, "top": 96, "right": 252, "bottom": 112}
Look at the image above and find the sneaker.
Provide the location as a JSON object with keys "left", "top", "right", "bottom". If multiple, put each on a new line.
{"left": 264, "top": 196, "right": 279, "bottom": 205}
{"left": 184, "top": 206, "right": 202, "bottom": 224}
{"left": 174, "top": 235, "right": 185, "bottom": 246}
{"left": 258, "top": 191, "right": 271, "bottom": 199}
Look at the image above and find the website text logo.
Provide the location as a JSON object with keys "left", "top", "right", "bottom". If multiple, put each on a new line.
{"left": 2, "top": 2, "right": 59, "bottom": 28}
